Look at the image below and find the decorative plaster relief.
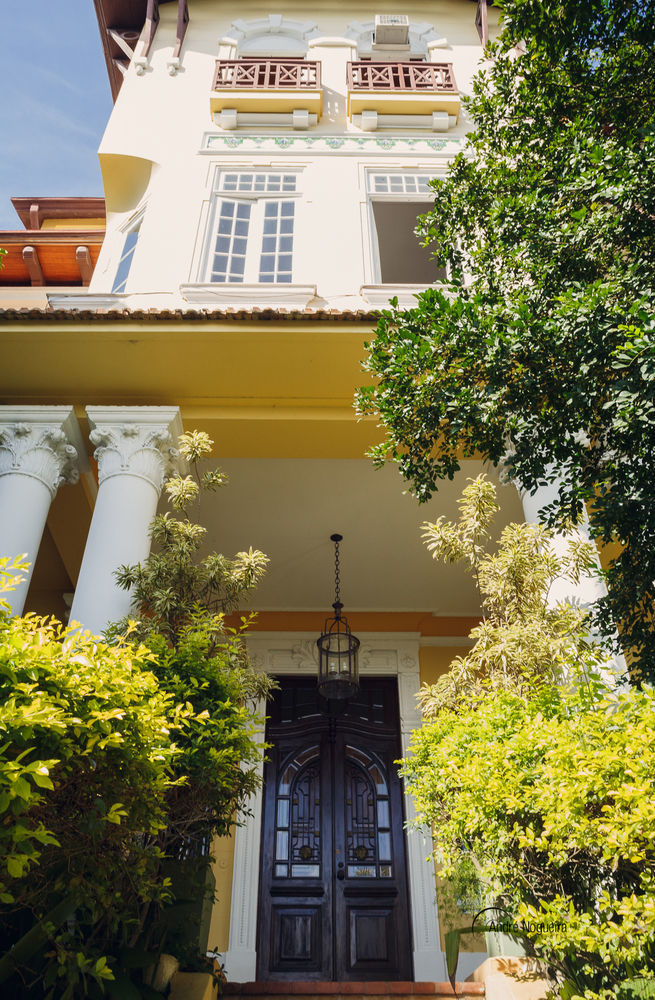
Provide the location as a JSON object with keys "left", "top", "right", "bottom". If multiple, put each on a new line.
{"left": 229, "top": 15, "right": 322, "bottom": 52}
{"left": 202, "top": 133, "right": 463, "bottom": 155}
{"left": 345, "top": 19, "right": 446, "bottom": 58}
{"left": 0, "top": 420, "right": 80, "bottom": 498}
{"left": 269, "top": 638, "right": 396, "bottom": 673}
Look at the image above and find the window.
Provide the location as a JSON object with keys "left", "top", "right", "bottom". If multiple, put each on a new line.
{"left": 208, "top": 171, "right": 300, "bottom": 283}
{"left": 111, "top": 220, "right": 141, "bottom": 293}
{"left": 367, "top": 172, "right": 446, "bottom": 285}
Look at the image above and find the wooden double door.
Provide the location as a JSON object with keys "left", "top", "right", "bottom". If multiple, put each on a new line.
{"left": 257, "top": 678, "right": 412, "bottom": 981}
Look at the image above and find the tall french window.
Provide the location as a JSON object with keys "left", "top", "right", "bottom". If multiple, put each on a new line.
{"left": 208, "top": 172, "right": 299, "bottom": 283}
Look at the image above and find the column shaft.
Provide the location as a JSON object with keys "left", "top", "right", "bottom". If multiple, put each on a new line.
{"left": 520, "top": 482, "right": 606, "bottom": 609}
{"left": 0, "top": 407, "right": 83, "bottom": 616}
{"left": 70, "top": 475, "right": 160, "bottom": 634}
{"left": 0, "top": 475, "right": 52, "bottom": 615}
{"left": 70, "top": 406, "right": 184, "bottom": 635}
{"left": 519, "top": 480, "right": 626, "bottom": 676}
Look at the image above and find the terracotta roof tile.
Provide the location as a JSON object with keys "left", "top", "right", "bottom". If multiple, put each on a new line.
{"left": 0, "top": 306, "right": 380, "bottom": 323}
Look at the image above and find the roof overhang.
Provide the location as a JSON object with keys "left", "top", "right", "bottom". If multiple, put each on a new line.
{"left": 11, "top": 197, "right": 106, "bottom": 230}
{"left": 94, "top": 0, "right": 187, "bottom": 100}
{"left": 93, "top": 0, "right": 150, "bottom": 100}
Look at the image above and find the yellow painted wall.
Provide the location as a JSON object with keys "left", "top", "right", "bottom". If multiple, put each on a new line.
{"left": 419, "top": 643, "right": 471, "bottom": 686}
{"left": 40, "top": 219, "right": 106, "bottom": 231}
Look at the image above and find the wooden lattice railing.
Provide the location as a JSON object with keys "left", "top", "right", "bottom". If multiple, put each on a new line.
{"left": 347, "top": 61, "right": 457, "bottom": 92}
{"left": 213, "top": 59, "right": 321, "bottom": 90}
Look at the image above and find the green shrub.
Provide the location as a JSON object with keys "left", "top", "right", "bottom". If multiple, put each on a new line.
{"left": 0, "top": 561, "right": 182, "bottom": 996}
{"left": 402, "top": 479, "right": 655, "bottom": 998}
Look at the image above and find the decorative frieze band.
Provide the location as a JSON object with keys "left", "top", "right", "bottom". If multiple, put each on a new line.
{"left": 201, "top": 133, "right": 464, "bottom": 155}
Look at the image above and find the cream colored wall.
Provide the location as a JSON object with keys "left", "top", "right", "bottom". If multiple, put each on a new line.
{"left": 90, "top": 0, "right": 497, "bottom": 306}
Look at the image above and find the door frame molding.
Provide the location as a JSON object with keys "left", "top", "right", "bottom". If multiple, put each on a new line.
{"left": 221, "top": 632, "right": 447, "bottom": 982}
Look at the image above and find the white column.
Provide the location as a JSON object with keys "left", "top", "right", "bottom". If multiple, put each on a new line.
{"left": 519, "top": 481, "right": 607, "bottom": 609}
{"left": 397, "top": 647, "right": 450, "bottom": 982}
{"left": 519, "top": 480, "right": 626, "bottom": 675}
{"left": 0, "top": 406, "right": 84, "bottom": 616}
{"left": 70, "top": 406, "right": 184, "bottom": 635}
{"left": 222, "top": 701, "right": 266, "bottom": 982}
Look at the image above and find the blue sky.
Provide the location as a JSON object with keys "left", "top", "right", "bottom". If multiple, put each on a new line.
{"left": 0, "top": 3, "right": 113, "bottom": 229}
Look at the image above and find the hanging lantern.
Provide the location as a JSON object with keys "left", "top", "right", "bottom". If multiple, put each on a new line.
{"left": 317, "top": 533, "right": 360, "bottom": 700}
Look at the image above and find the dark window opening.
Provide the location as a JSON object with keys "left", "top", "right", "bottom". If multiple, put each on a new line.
{"left": 372, "top": 201, "right": 446, "bottom": 284}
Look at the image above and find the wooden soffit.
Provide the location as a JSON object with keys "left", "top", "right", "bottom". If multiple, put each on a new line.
{"left": 94, "top": 0, "right": 188, "bottom": 100}
{"left": 0, "top": 232, "right": 105, "bottom": 287}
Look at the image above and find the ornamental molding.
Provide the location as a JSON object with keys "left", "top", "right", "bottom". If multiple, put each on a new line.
{"left": 228, "top": 15, "right": 322, "bottom": 50}
{"left": 201, "top": 133, "right": 463, "bottom": 156}
{"left": 223, "top": 630, "right": 445, "bottom": 982}
{"left": 0, "top": 406, "right": 84, "bottom": 498}
{"left": 344, "top": 19, "right": 447, "bottom": 58}
{"left": 86, "top": 406, "right": 185, "bottom": 493}
{"left": 246, "top": 632, "right": 419, "bottom": 675}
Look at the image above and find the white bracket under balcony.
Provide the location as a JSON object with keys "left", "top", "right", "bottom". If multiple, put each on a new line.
{"left": 212, "top": 109, "right": 317, "bottom": 130}
{"left": 354, "top": 110, "right": 457, "bottom": 132}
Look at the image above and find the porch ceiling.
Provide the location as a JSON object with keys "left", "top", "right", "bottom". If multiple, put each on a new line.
{"left": 195, "top": 457, "right": 524, "bottom": 615}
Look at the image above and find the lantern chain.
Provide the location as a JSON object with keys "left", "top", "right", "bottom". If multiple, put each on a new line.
{"left": 334, "top": 535, "right": 341, "bottom": 605}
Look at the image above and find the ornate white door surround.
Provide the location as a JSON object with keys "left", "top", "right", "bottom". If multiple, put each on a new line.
{"left": 222, "top": 632, "right": 447, "bottom": 982}
{"left": 70, "top": 406, "right": 184, "bottom": 635}
{"left": 0, "top": 406, "right": 88, "bottom": 616}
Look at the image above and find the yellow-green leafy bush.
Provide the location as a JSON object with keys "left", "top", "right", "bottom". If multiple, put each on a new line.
{"left": 0, "top": 557, "right": 182, "bottom": 996}
{"left": 402, "top": 479, "right": 655, "bottom": 998}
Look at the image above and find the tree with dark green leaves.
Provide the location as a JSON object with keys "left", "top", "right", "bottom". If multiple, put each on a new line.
{"left": 357, "top": 0, "right": 655, "bottom": 681}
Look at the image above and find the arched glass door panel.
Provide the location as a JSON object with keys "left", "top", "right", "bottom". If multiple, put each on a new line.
{"left": 344, "top": 746, "right": 392, "bottom": 879}
{"left": 274, "top": 745, "right": 321, "bottom": 878}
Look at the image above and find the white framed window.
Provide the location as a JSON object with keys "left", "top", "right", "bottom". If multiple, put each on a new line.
{"left": 206, "top": 171, "right": 301, "bottom": 284}
{"left": 111, "top": 215, "right": 143, "bottom": 293}
{"left": 365, "top": 171, "right": 445, "bottom": 285}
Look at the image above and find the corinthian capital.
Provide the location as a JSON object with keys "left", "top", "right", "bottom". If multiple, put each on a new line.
{"left": 86, "top": 406, "right": 185, "bottom": 493}
{"left": 0, "top": 406, "right": 85, "bottom": 498}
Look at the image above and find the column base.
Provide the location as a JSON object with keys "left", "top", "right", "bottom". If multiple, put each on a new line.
{"left": 220, "top": 948, "right": 257, "bottom": 983}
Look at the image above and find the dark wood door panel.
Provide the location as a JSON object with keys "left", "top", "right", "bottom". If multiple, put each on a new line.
{"left": 346, "top": 905, "right": 398, "bottom": 974}
{"left": 257, "top": 678, "right": 412, "bottom": 982}
{"left": 269, "top": 904, "right": 325, "bottom": 976}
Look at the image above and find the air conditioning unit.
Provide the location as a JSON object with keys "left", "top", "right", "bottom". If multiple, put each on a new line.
{"left": 374, "top": 14, "right": 410, "bottom": 46}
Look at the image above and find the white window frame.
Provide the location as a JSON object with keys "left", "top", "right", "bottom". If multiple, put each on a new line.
{"left": 364, "top": 170, "right": 439, "bottom": 285}
{"left": 111, "top": 210, "right": 144, "bottom": 294}
{"left": 203, "top": 169, "right": 303, "bottom": 285}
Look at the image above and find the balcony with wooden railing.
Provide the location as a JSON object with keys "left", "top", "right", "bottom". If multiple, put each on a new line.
{"left": 210, "top": 59, "right": 323, "bottom": 121}
{"left": 347, "top": 61, "right": 460, "bottom": 126}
